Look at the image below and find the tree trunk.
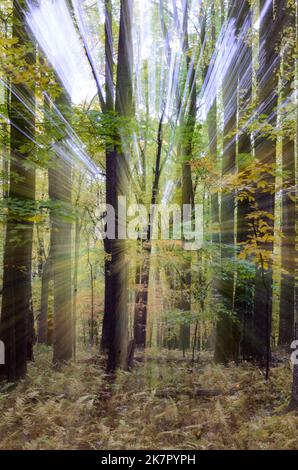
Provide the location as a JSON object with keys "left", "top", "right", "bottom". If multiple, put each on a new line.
{"left": 38, "top": 238, "right": 52, "bottom": 345}
{"left": 107, "top": 0, "right": 134, "bottom": 372}
{"left": 133, "top": 111, "right": 164, "bottom": 348}
{"left": 101, "top": 0, "right": 114, "bottom": 353}
{"left": 208, "top": 102, "right": 220, "bottom": 245}
{"left": 214, "top": 5, "right": 238, "bottom": 363}
{"left": 72, "top": 211, "right": 81, "bottom": 357}
{"left": 87, "top": 236, "right": 95, "bottom": 346}
{"left": 251, "top": 0, "right": 286, "bottom": 364}
{"left": 291, "top": 363, "right": 298, "bottom": 408}
{"left": 0, "top": 0, "right": 36, "bottom": 381}
{"left": 208, "top": 2, "right": 219, "bottom": 246}
{"left": 179, "top": 2, "right": 196, "bottom": 353}
{"left": 234, "top": 1, "right": 254, "bottom": 360}
{"left": 133, "top": 242, "right": 150, "bottom": 348}
{"left": 51, "top": 91, "right": 73, "bottom": 366}
{"left": 279, "top": 138, "right": 295, "bottom": 345}
{"left": 38, "top": 94, "right": 53, "bottom": 347}
{"left": 278, "top": 3, "right": 296, "bottom": 347}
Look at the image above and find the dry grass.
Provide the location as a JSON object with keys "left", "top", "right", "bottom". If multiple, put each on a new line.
{"left": 0, "top": 347, "right": 297, "bottom": 450}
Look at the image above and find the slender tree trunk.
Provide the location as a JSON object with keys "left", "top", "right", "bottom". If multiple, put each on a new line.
{"left": 208, "top": 103, "right": 219, "bottom": 245}
{"left": 38, "top": 235, "right": 52, "bottom": 344}
{"left": 101, "top": 0, "right": 114, "bottom": 352}
{"left": 291, "top": 363, "right": 298, "bottom": 408}
{"left": 290, "top": 290, "right": 298, "bottom": 407}
{"left": 234, "top": 1, "right": 254, "bottom": 360}
{"left": 133, "top": 242, "right": 150, "bottom": 347}
{"left": 38, "top": 95, "right": 53, "bottom": 347}
{"left": 133, "top": 111, "right": 164, "bottom": 348}
{"left": 208, "top": 2, "right": 219, "bottom": 246}
{"left": 51, "top": 91, "right": 73, "bottom": 365}
{"left": 1, "top": 20, "right": 9, "bottom": 203}
{"left": 87, "top": 236, "right": 95, "bottom": 346}
{"left": 178, "top": 3, "right": 196, "bottom": 353}
{"left": 72, "top": 211, "right": 81, "bottom": 357}
{"left": 289, "top": 0, "right": 298, "bottom": 407}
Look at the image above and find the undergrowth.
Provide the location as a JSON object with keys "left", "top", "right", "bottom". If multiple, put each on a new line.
{"left": 0, "top": 347, "right": 297, "bottom": 450}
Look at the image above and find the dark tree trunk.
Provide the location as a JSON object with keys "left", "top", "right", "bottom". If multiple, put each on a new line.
{"left": 251, "top": 0, "right": 286, "bottom": 365}
{"left": 279, "top": 136, "right": 295, "bottom": 346}
{"left": 214, "top": 6, "right": 238, "bottom": 363}
{"left": 235, "top": 130, "right": 254, "bottom": 360}
{"left": 133, "top": 109, "right": 164, "bottom": 348}
{"left": 214, "top": 0, "right": 253, "bottom": 363}
{"left": 133, "top": 242, "right": 150, "bottom": 347}
{"left": 278, "top": 3, "right": 296, "bottom": 347}
{"left": 107, "top": 0, "right": 134, "bottom": 372}
{"left": 101, "top": 0, "right": 114, "bottom": 353}
{"left": 0, "top": 0, "right": 36, "bottom": 381}
{"left": 291, "top": 364, "right": 298, "bottom": 409}
{"left": 234, "top": 1, "right": 254, "bottom": 360}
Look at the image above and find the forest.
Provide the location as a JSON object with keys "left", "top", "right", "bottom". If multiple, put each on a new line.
{"left": 0, "top": 0, "right": 297, "bottom": 452}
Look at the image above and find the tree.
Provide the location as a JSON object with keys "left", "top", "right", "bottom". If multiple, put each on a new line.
{"left": 72, "top": 172, "right": 86, "bottom": 357}
{"left": 101, "top": 0, "right": 115, "bottom": 353}
{"left": 38, "top": 227, "right": 53, "bottom": 345}
{"left": 251, "top": 0, "right": 287, "bottom": 369}
{"left": 133, "top": 110, "right": 164, "bottom": 349}
{"left": 106, "top": 0, "right": 134, "bottom": 371}
{"left": 207, "top": 1, "right": 220, "bottom": 246}
{"left": 51, "top": 90, "right": 73, "bottom": 366}
{"left": 234, "top": 0, "right": 254, "bottom": 360}
{"left": 38, "top": 95, "right": 53, "bottom": 346}
{"left": 214, "top": 3, "right": 238, "bottom": 363}
{"left": 179, "top": 1, "right": 196, "bottom": 354}
{"left": 278, "top": 1, "right": 296, "bottom": 347}
{"left": 0, "top": 0, "right": 36, "bottom": 381}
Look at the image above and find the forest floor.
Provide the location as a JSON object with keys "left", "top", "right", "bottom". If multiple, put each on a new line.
{"left": 0, "top": 347, "right": 297, "bottom": 450}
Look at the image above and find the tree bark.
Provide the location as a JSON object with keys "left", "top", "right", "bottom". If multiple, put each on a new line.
{"left": 214, "top": 4, "right": 238, "bottom": 363}
{"left": 51, "top": 91, "right": 73, "bottom": 366}
{"left": 278, "top": 3, "right": 296, "bottom": 347}
{"left": 133, "top": 242, "right": 150, "bottom": 348}
{"left": 251, "top": 0, "right": 286, "bottom": 364}
{"left": 101, "top": 0, "right": 114, "bottom": 353}
{"left": 234, "top": 1, "right": 253, "bottom": 360}
{"left": 72, "top": 210, "right": 81, "bottom": 357}
{"left": 107, "top": 0, "right": 134, "bottom": 372}
{"left": 38, "top": 235, "right": 52, "bottom": 345}
{"left": 133, "top": 111, "right": 164, "bottom": 348}
{"left": 178, "top": 1, "right": 196, "bottom": 353}
{"left": 208, "top": 2, "right": 219, "bottom": 246}
{"left": 0, "top": 0, "right": 36, "bottom": 381}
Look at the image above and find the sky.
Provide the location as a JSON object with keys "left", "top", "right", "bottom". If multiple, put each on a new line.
{"left": 26, "top": 0, "right": 97, "bottom": 104}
